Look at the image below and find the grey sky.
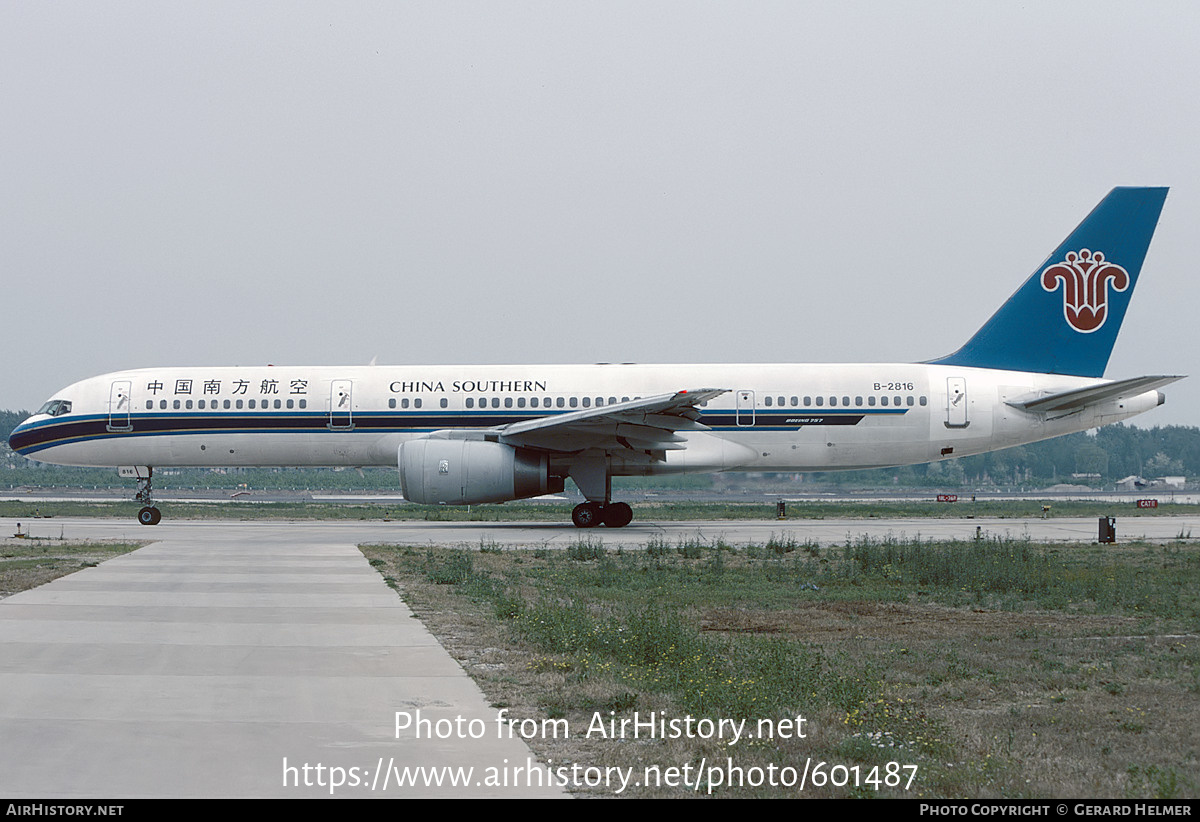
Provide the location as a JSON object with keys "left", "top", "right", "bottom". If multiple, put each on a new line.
{"left": 2, "top": 2, "right": 1197, "bottom": 424}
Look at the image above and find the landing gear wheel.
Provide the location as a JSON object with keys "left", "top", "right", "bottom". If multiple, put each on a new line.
{"left": 137, "top": 506, "right": 162, "bottom": 526}
{"left": 571, "top": 502, "right": 603, "bottom": 528}
{"left": 603, "top": 502, "right": 633, "bottom": 528}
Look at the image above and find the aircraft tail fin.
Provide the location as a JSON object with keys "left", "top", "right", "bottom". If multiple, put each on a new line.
{"left": 928, "top": 187, "right": 1168, "bottom": 378}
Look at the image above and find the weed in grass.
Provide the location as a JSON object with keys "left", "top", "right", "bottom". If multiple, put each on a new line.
{"left": 645, "top": 537, "right": 670, "bottom": 558}
{"left": 766, "top": 533, "right": 797, "bottom": 554}
{"left": 704, "top": 544, "right": 725, "bottom": 582}
{"left": 424, "top": 548, "right": 473, "bottom": 584}
{"left": 566, "top": 537, "right": 605, "bottom": 561}
{"left": 493, "top": 590, "right": 525, "bottom": 620}
{"left": 1126, "top": 764, "right": 1196, "bottom": 799}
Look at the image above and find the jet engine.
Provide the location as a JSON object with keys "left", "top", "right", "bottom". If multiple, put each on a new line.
{"left": 399, "top": 438, "right": 563, "bottom": 505}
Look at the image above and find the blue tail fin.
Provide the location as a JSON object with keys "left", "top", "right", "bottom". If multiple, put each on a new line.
{"left": 928, "top": 187, "right": 1168, "bottom": 378}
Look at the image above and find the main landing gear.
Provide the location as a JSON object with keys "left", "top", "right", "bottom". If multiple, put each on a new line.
{"left": 567, "top": 455, "right": 634, "bottom": 528}
{"left": 571, "top": 501, "right": 633, "bottom": 529}
{"left": 132, "top": 467, "right": 161, "bottom": 525}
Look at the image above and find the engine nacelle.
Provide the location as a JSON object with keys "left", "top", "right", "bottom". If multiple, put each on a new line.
{"left": 399, "top": 438, "right": 563, "bottom": 505}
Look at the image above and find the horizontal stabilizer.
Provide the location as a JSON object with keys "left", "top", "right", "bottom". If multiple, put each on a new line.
{"left": 1007, "top": 375, "right": 1183, "bottom": 415}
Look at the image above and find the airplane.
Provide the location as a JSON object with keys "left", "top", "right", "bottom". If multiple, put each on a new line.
{"left": 8, "top": 187, "right": 1182, "bottom": 528}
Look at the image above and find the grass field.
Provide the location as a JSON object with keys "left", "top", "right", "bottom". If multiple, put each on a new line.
{"left": 362, "top": 534, "right": 1200, "bottom": 798}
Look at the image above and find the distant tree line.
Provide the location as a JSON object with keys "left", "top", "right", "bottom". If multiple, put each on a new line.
{"left": 807, "top": 424, "right": 1198, "bottom": 488}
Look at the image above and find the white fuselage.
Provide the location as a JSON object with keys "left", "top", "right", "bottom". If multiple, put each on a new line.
{"left": 9, "top": 362, "right": 1162, "bottom": 476}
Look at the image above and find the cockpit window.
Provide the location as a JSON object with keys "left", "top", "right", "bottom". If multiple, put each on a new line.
{"left": 36, "top": 400, "right": 72, "bottom": 417}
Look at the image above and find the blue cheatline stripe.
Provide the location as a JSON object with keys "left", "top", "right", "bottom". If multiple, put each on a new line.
{"left": 8, "top": 407, "right": 910, "bottom": 456}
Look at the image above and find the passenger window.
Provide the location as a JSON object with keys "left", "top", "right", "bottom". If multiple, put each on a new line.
{"left": 829, "top": 396, "right": 837, "bottom": 407}
{"left": 920, "top": 396, "right": 927, "bottom": 406}
{"left": 517, "top": 397, "right": 526, "bottom": 408}
{"left": 569, "top": 397, "right": 578, "bottom": 408}
{"left": 868, "top": 396, "right": 876, "bottom": 406}
{"left": 223, "top": 400, "right": 231, "bottom": 409}
{"left": 790, "top": 396, "right": 798, "bottom": 406}
{"left": 764, "top": 396, "right": 773, "bottom": 407}
{"left": 466, "top": 398, "right": 474, "bottom": 408}
{"left": 173, "top": 400, "right": 181, "bottom": 409}
{"left": 881, "top": 396, "right": 888, "bottom": 406}
{"left": 557, "top": 397, "right": 565, "bottom": 408}
{"left": 275, "top": 399, "right": 282, "bottom": 409}
{"left": 440, "top": 398, "right": 448, "bottom": 408}
{"left": 287, "top": 399, "right": 294, "bottom": 409}
{"left": 582, "top": 397, "right": 590, "bottom": 407}
{"left": 249, "top": 399, "right": 256, "bottom": 409}
{"left": 530, "top": 397, "right": 539, "bottom": 408}
{"left": 415, "top": 399, "right": 422, "bottom": 409}
{"left": 815, "top": 396, "right": 824, "bottom": 406}
{"left": 389, "top": 398, "right": 396, "bottom": 409}
{"left": 186, "top": 400, "right": 193, "bottom": 409}
{"left": 146, "top": 400, "right": 153, "bottom": 410}
{"left": 236, "top": 400, "right": 243, "bottom": 409}
{"left": 161, "top": 400, "right": 168, "bottom": 409}
{"left": 489, "top": 398, "right": 498, "bottom": 408}
{"left": 855, "top": 396, "right": 863, "bottom": 406}
{"left": 505, "top": 397, "right": 513, "bottom": 408}
{"left": 299, "top": 399, "right": 306, "bottom": 409}
{"left": 907, "top": 396, "right": 914, "bottom": 406}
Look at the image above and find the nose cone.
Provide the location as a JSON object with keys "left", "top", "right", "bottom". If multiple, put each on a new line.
{"left": 8, "top": 417, "right": 33, "bottom": 455}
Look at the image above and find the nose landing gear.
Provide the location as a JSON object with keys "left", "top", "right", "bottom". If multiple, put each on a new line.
{"left": 123, "top": 466, "right": 162, "bottom": 525}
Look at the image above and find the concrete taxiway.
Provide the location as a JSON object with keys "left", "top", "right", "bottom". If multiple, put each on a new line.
{"left": 0, "top": 526, "right": 567, "bottom": 798}
{"left": 2, "top": 513, "right": 1197, "bottom": 798}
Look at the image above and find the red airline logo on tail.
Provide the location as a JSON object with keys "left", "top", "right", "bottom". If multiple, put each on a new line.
{"left": 1041, "top": 249, "right": 1129, "bottom": 333}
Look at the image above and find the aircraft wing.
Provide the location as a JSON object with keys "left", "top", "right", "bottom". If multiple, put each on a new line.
{"left": 494, "top": 389, "right": 727, "bottom": 454}
{"left": 1006, "top": 375, "right": 1184, "bottom": 415}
